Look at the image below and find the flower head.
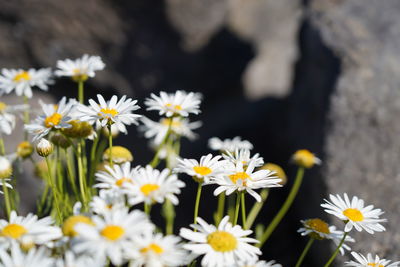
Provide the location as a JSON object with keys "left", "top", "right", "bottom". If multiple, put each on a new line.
{"left": 179, "top": 216, "right": 261, "bottom": 267}
{"left": 345, "top": 252, "right": 400, "bottom": 267}
{"left": 321, "top": 193, "right": 387, "bottom": 234}
{"left": 55, "top": 54, "right": 105, "bottom": 82}
{"left": 102, "top": 146, "right": 133, "bottom": 164}
{"left": 145, "top": 90, "right": 202, "bottom": 117}
{"left": 77, "top": 94, "right": 141, "bottom": 133}
{"left": 0, "top": 156, "right": 12, "bottom": 179}
{"left": 208, "top": 137, "right": 253, "bottom": 153}
{"left": 0, "top": 68, "right": 53, "bottom": 98}
{"left": 95, "top": 162, "right": 138, "bottom": 191}
{"left": 0, "top": 242, "right": 54, "bottom": 267}
{"left": 292, "top": 149, "right": 321, "bottom": 168}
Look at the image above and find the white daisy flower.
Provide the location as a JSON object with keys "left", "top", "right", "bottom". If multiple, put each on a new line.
{"left": 208, "top": 137, "right": 253, "bottom": 153}
{"left": 174, "top": 154, "right": 227, "bottom": 184}
{"left": 0, "top": 211, "right": 62, "bottom": 249}
{"left": 179, "top": 216, "right": 261, "bottom": 267}
{"left": 145, "top": 90, "right": 202, "bottom": 117}
{"left": 77, "top": 94, "right": 141, "bottom": 133}
{"left": 126, "top": 232, "right": 190, "bottom": 267}
{"left": 55, "top": 54, "right": 105, "bottom": 82}
{"left": 234, "top": 258, "right": 282, "bottom": 267}
{"left": 24, "top": 97, "right": 74, "bottom": 142}
{"left": 345, "top": 252, "right": 400, "bottom": 267}
{"left": 0, "top": 242, "right": 54, "bottom": 267}
{"left": 0, "top": 102, "right": 28, "bottom": 135}
{"left": 297, "top": 218, "right": 354, "bottom": 255}
{"left": 124, "top": 165, "right": 185, "bottom": 206}
{"left": 0, "top": 68, "right": 53, "bottom": 98}
{"left": 140, "top": 116, "right": 202, "bottom": 145}
{"left": 90, "top": 189, "right": 126, "bottom": 216}
{"left": 321, "top": 193, "right": 387, "bottom": 234}
{"left": 56, "top": 251, "right": 105, "bottom": 267}
{"left": 73, "top": 208, "right": 154, "bottom": 266}
{"left": 223, "top": 148, "right": 264, "bottom": 168}
{"left": 212, "top": 161, "right": 281, "bottom": 202}
{"left": 95, "top": 162, "right": 139, "bottom": 190}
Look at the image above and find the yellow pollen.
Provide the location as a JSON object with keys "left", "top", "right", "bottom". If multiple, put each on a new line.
{"left": 101, "top": 225, "right": 125, "bottom": 241}
{"left": 99, "top": 108, "right": 119, "bottom": 119}
{"left": 44, "top": 113, "right": 62, "bottom": 128}
{"left": 165, "top": 103, "right": 182, "bottom": 110}
{"left": 115, "top": 177, "right": 132, "bottom": 187}
{"left": 193, "top": 166, "right": 212, "bottom": 176}
{"left": 13, "top": 71, "right": 31, "bottom": 82}
{"left": 140, "top": 243, "right": 164, "bottom": 254}
{"left": 161, "top": 118, "right": 182, "bottom": 127}
{"left": 207, "top": 231, "right": 237, "bottom": 252}
{"left": 62, "top": 215, "right": 94, "bottom": 237}
{"left": 140, "top": 184, "right": 160, "bottom": 196}
{"left": 1, "top": 224, "right": 27, "bottom": 239}
{"left": 72, "top": 69, "right": 88, "bottom": 82}
{"left": 368, "top": 264, "right": 384, "bottom": 267}
{"left": 0, "top": 102, "right": 7, "bottom": 112}
{"left": 305, "top": 218, "right": 330, "bottom": 234}
{"left": 343, "top": 208, "right": 364, "bottom": 222}
{"left": 229, "top": 172, "right": 250, "bottom": 184}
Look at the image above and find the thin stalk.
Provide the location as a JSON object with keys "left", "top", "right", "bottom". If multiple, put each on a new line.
{"left": 64, "top": 149, "right": 79, "bottom": 199}
{"left": 214, "top": 194, "right": 226, "bottom": 225}
{"left": 258, "top": 167, "right": 305, "bottom": 248}
{"left": 323, "top": 232, "right": 348, "bottom": 267}
{"left": 295, "top": 237, "right": 315, "bottom": 267}
{"left": 144, "top": 203, "right": 152, "bottom": 216}
{"left": 37, "top": 183, "right": 49, "bottom": 216}
{"left": 241, "top": 192, "right": 247, "bottom": 228}
{"left": 193, "top": 183, "right": 203, "bottom": 225}
{"left": 245, "top": 189, "right": 269, "bottom": 229}
{"left": 2, "top": 179, "right": 11, "bottom": 218}
{"left": 45, "top": 157, "right": 62, "bottom": 223}
{"left": 164, "top": 200, "right": 174, "bottom": 235}
{"left": 108, "top": 124, "right": 113, "bottom": 167}
{"left": 233, "top": 192, "right": 241, "bottom": 225}
{"left": 0, "top": 138, "right": 5, "bottom": 155}
{"left": 76, "top": 143, "right": 87, "bottom": 207}
{"left": 23, "top": 96, "right": 29, "bottom": 140}
{"left": 89, "top": 131, "right": 100, "bottom": 186}
{"left": 150, "top": 119, "right": 173, "bottom": 167}
{"left": 78, "top": 80, "right": 84, "bottom": 103}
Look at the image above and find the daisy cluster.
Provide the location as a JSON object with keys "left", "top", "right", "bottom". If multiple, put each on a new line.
{"left": 0, "top": 54, "right": 397, "bottom": 267}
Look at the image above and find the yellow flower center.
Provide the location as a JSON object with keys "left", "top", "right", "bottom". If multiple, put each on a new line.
{"left": 101, "top": 225, "right": 125, "bottom": 241}
{"left": 193, "top": 166, "right": 212, "bottom": 176}
{"left": 0, "top": 102, "right": 7, "bottom": 112}
{"left": 62, "top": 215, "right": 95, "bottom": 237}
{"left": 99, "top": 108, "right": 119, "bottom": 119}
{"left": 368, "top": 263, "right": 384, "bottom": 267}
{"left": 343, "top": 208, "right": 364, "bottom": 222}
{"left": 305, "top": 218, "right": 330, "bottom": 234}
{"left": 72, "top": 69, "right": 88, "bottom": 82}
{"left": 165, "top": 103, "right": 182, "bottom": 110}
{"left": 1, "top": 224, "right": 27, "bottom": 239}
{"left": 140, "top": 243, "right": 164, "bottom": 254}
{"left": 44, "top": 113, "right": 62, "bottom": 128}
{"left": 229, "top": 172, "right": 250, "bottom": 184}
{"left": 115, "top": 177, "right": 132, "bottom": 187}
{"left": 140, "top": 184, "right": 160, "bottom": 196}
{"left": 161, "top": 118, "right": 182, "bottom": 127}
{"left": 293, "top": 150, "right": 317, "bottom": 168}
{"left": 207, "top": 231, "right": 237, "bottom": 252}
{"left": 13, "top": 71, "right": 31, "bottom": 82}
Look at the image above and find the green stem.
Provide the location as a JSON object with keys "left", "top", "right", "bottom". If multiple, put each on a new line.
{"left": 0, "top": 138, "right": 5, "bottom": 155}
{"left": 323, "top": 232, "right": 348, "bottom": 267}
{"left": 245, "top": 189, "right": 269, "bottom": 229}
{"left": 144, "top": 203, "right": 152, "bottom": 216}
{"left": 193, "top": 183, "right": 202, "bottom": 225}
{"left": 233, "top": 192, "right": 241, "bottom": 225}
{"left": 64, "top": 149, "right": 79, "bottom": 199}
{"left": 149, "top": 119, "right": 173, "bottom": 167}
{"left": 23, "top": 96, "right": 29, "bottom": 140}
{"left": 108, "top": 124, "right": 113, "bottom": 167}
{"left": 295, "top": 237, "right": 315, "bottom": 267}
{"left": 45, "top": 157, "right": 62, "bottom": 223}
{"left": 78, "top": 80, "right": 84, "bottom": 103}
{"left": 164, "top": 200, "right": 174, "bottom": 235}
{"left": 89, "top": 131, "right": 100, "bottom": 186}
{"left": 76, "top": 143, "right": 87, "bottom": 207}
{"left": 241, "top": 192, "right": 247, "bottom": 228}
{"left": 214, "top": 193, "right": 226, "bottom": 225}
{"left": 258, "top": 167, "right": 305, "bottom": 248}
{"left": 2, "top": 179, "right": 11, "bottom": 219}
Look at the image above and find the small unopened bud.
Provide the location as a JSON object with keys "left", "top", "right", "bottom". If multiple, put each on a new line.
{"left": 102, "top": 124, "right": 119, "bottom": 138}
{"left": 62, "top": 120, "right": 93, "bottom": 139}
{"left": 0, "top": 156, "right": 12, "bottom": 179}
{"left": 50, "top": 133, "right": 71, "bottom": 149}
{"left": 16, "top": 141, "right": 34, "bottom": 159}
{"left": 36, "top": 139, "right": 54, "bottom": 157}
{"left": 103, "top": 146, "right": 133, "bottom": 164}
{"left": 292, "top": 149, "right": 321, "bottom": 169}
{"left": 260, "top": 163, "right": 287, "bottom": 185}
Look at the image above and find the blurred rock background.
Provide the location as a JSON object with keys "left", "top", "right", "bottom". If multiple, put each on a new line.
{"left": 1, "top": 0, "right": 399, "bottom": 265}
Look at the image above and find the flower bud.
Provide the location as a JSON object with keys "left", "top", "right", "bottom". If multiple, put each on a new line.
{"left": 36, "top": 139, "right": 54, "bottom": 157}
{"left": 292, "top": 149, "right": 321, "bottom": 169}
{"left": 50, "top": 133, "right": 71, "bottom": 149}
{"left": 0, "top": 156, "right": 12, "bottom": 179}
{"left": 102, "top": 124, "right": 119, "bottom": 139}
{"left": 260, "top": 163, "right": 287, "bottom": 185}
{"left": 62, "top": 120, "right": 93, "bottom": 139}
{"left": 16, "top": 141, "right": 33, "bottom": 159}
{"left": 103, "top": 146, "right": 133, "bottom": 164}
